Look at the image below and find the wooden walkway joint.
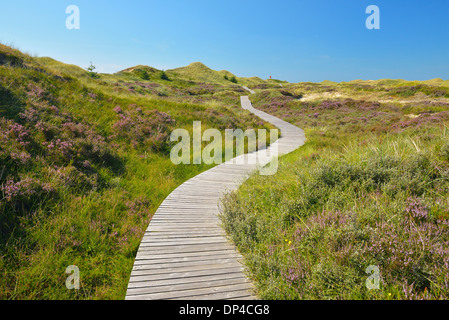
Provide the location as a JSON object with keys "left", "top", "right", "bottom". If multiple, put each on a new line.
{"left": 125, "top": 89, "right": 306, "bottom": 300}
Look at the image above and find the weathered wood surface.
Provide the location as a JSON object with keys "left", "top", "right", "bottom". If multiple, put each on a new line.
{"left": 125, "top": 90, "right": 305, "bottom": 300}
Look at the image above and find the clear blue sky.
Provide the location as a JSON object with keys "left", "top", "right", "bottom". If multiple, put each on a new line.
{"left": 1, "top": 0, "right": 448, "bottom": 82}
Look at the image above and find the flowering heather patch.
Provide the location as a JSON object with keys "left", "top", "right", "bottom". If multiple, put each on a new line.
{"left": 283, "top": 197, "right": 449, "bottom": 298}
{"left": 9, "top": 151, "right": 31, "bottom": 165}
{"left": 186, "top": 82, "right": 219, "bottom": 95}
{"left": 0, "top": 119, "right": 34, "bottom": 171}
{"left": 252, "top": 83, "right": 280, "bottom": 90}
{"left": 315, "top": 99, "right": 380, "bottom": 111}
{"left": 294, "top": 210, "right": 350, "bottom": 241}
{"left": 357, "top": 197, "right": 449, "bottom": 298}
{"left": 44, "top": 139, "right": 73, "bottom": 157}
{"left": 139, "top": 82, "right": 160, "bottom": 88}
{"left": 125, "top": 197, "right": 151, "bottom": 219}
{"left": 386, "top": 85, "right": 449, "bottom": 98}
{"left": 113, "top": 105, "right": 123, "bottom": 114}
{"left": 1, "top": 177, "right": 55, "bottom": 203}
{"left": 7, "top": 122, "right": 30, "bottom": 146}
{"left": 394, "top": 111, "right": 449, "bottom": 130}
{"left": 26, "top": 83, "right": 46, "bottom": 101}
{"left": 252, "top": 90, "right": 449, "bottom": 137}
{"left": 16, "top": 101, "right": 119, "bottom": 169}
{"left": 47, "top": 165, "right": 98, "bottom": 191}
{"left": 112, "top": 107, "right": 175, "bottom": 152}
{"left": 257, "top": 96, "right": 295, "bottom": 112}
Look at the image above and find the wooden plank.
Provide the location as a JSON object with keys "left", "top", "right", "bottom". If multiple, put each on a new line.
{"left": 136, "top": 244, "right": 237, "bottom": 255}
{"left": 142, "top": 233, "right": 225, "bottom": 240}
{"left": 129, "top": 262, "right": 244, "bottom": 277}
{"left": 134, "top": 253, "right": 241, "bottom": 265}
{"left": 135, "top": 249, "right": 237, "bottom": 261}
{"left": 126, "top": 283, "right": 252, "bottom": 300}
{"left": 128, "top": 266, "right": 245, "bottom": 283}
{"left": 132, "top": 258, "right": 244, "bottom": 271}
{"left": 127, "top": 277, "right": 250, "bottom": 296}
{"left": 140, "top": 236, "right": 226, "bottom": 243}
{"left": 128, "top": 272, "right": 245, "bottom": 289}
{"left": 138, "top": 240, "right": 230, "bottom": 248}
{"left": 143, "top": 231, "right": 225, "bottom": 237}
{"left": 170, "top": 290, "right": 255, "bottom": 300}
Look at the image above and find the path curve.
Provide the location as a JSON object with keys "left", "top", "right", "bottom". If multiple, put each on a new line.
{"left": 125, "top": 89, "right": 306, "bottom": 300}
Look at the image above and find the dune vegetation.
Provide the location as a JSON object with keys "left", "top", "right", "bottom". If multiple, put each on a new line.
{"left": 0, "top": 43, "right": 271, "bottom": 299}
{"left": 2, "top": 41, "right": 449, "bottom": 301}
{"left": 219, "top": 80, "right": 449, "bottom": 299}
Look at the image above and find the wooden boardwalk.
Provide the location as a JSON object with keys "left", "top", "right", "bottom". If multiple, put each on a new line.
{"left": 125, "top": 90, "right": 306, "bottom": 300}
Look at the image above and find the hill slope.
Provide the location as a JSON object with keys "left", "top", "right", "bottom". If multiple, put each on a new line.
{"left": 220, "top": 75, "right": 449, "bottom": 300}
{"left": 167, "top": 62, "right": 268, "bottom": 86}
{"left": 0, "top": 43, "right": 270, "bottom": 299}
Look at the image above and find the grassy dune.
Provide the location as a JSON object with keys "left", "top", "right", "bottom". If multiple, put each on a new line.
{"left": 167, "top": 62, "right": 269, "bottom": 87}
{"left": 220, "top": 81, "right": 449, "bottom": 300}
{"left": 0, "top": 44, "right": 271, "bottom": 299}
{"left": 3, "top": 41, "right": 449, "bottom": 300}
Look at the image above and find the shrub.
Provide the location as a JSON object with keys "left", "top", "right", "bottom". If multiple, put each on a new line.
{"left": 1, "top": 176, "right": 55, "bottom": 204}
{"left": 87, "top": 62, "right": 99, "bottom": 79}
{"left": 140, "top": 70, "right": 150, "bottom": 80}
{"left": 159, "top": 71, "right": 169, "bottom": 81}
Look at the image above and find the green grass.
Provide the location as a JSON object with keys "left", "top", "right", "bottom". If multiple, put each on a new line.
{"left": 167, "top": 62, "right": 268, "bottom": 87}
{"left": 219, "top": 84, "right": 449, "bottom": 300}
{"left": 3, "top": 41, "right": 449, "bottom": 300}
{"left": 0, "top": 43, "right": 272, "bottom": 300}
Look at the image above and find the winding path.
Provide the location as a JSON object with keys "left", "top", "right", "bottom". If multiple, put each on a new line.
{"left": 125, "top": 88, "right": 306, "bottom": 300}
